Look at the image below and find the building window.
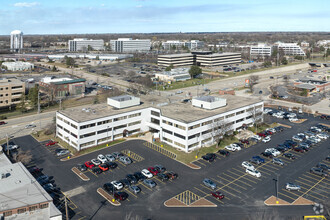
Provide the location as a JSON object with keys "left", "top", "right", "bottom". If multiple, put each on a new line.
{"left": 150, "top": 118, "right": 160, "bottom": 125}
{"left": 71, "top": 124, "right": 77, "bottom": 129}
{"left": 114, "top": 124, "right": 127, "bottom": 130}
{"left": 57, "top": 116, "right": 63, "bottom": 121}
{"left": 188, "top": 133, "right": 200, "bottom": 140}
{"left": 114, "top": 116, "right": 127, "bottom": 121}
{"left": 98, "top": 137, "right": 111, "bottom": 143}
{"left": 163, "top": 128, "right": 172, "bottom": 135}
{"left": 130, "top": 128, "right": 141, "bottom": 134}
{"left": 81, "top": 141, "right": 95, "bottom": 148}
{"left": 128, "top": 113, "right": 141, "bottom": 118}
{"left": 57, "top": 124, "right": 63, "bottom": 129}
{"left": 70, "top": 132, "right": 77, "bottom": 138}
{"left": 163, "top": 137, "right": 173, "bottom": 143}
{"left": 80, "top": 123, "right": 96, "bottom": 129}
{"left": 151, "top": 110, "right": 160, "bottom": 117}
{"left": 174, "top": 141, "right": 185, "bottom": 148}
{"left": 40, "top": 203, "right": 49, "bottom": 209}
{"left": 80, "top": 132, "right": 96, "bottom": 139}
{"left": 202, "top": 129, "right": 212, "bottom": 135}
{"left": 17, "top": 208, "right": 26, "bottom": 214}
{"left": 97, "top": 128, "right": 112, "bottom": 134}
{"left": 214, "top": 117, "right": 224, "bottom": 122}
{"left": 236, "top": 118, "right": 244, "bottom": 123}
{"left": 246, "top": 115, "right": 253, "bottom": 119}
{"left": 97, "top": 119, "right": 112, "bottom": 125}
{"left": 188, "top": 124, "right": 200, "bottom": 130}
{"left": 236, "top": 110, "right": 245, "bottom": 115}
{"left": 162, "top": 120, "right": 173, "bottom": 126}
{"left": 201, "top": 121, "right": 212, "bottom": 126}
{"left": 128, "top": 121, "right": 141, "bottom": 126}
{"left": 188, "top": 142, "right": 199, "bottom": 149}
{"left": 63, "top": 128, "right": 70, "bottom": 134}
{"left": 174, "top": 124, "right": 185, "bottom": 130}
{"left": 113, "top": 134, "right": 122, "bottom": 139}
{"left": 71, "top": 142, "right": 77, "bottom": 147}
{"left": 174, "top": 132, "right": 185, "bottom": 139}
{"left": 58, "top": 132, "right": 63, "bottom": 137}
{"left": 12, "top": 86, "right": 23, "bottom": 89}
{"left": 4, "top": 211, "right": 12, "bottom": 216}
{"left": 225, "top": 113, "right": 235, "bottom": 118}
{"left": 29, "top": 205, "right": 38, "bottom": 211}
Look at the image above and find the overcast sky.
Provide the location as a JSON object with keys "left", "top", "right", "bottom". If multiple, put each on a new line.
{"left": 1, "top": 0, "right": 329, "bottom": 35}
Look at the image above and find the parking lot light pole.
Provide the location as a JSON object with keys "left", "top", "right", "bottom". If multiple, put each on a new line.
{"left": 273, "top": 174, "right": 279, "bottom": 203}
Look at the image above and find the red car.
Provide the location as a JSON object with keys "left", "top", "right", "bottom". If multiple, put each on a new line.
{"left": 0, "top": 121, "right": 6, "bottom": 125}
{"left": 240, "top": 139, "right": 249, "bottom": 144}
{"left": 257, "top": 132, "right": 266, "bottom": 137}
{"left": 45, "top": 141, "right": 58, "bottom": 146}
{"left": 293, "top": 147, "right": 305, "bottom": 153}
{"left": 99, "top": 164, "right": 109, "bottom": 171}
{"left": 211, "top": 191, "right": 225, "bottom": 200}
{"left": 265, "top": 130, "right": 273, "bottom": 135}
{"left": 85, "top": 161, "right": 95, "bottom": 169}
{"left": 148, "top": 167, "right": 159, "bottom": 175}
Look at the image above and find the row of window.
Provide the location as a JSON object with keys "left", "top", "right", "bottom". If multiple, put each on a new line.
{"left": 162, "top": 119, "right": 185, "bottom": 130}
{"left": 2, "top": 203, "right": 49, "bottom": 217}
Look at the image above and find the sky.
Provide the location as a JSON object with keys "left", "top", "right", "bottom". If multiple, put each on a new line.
{"left": 0, "top": 0, "right": 329, "bottom": 35}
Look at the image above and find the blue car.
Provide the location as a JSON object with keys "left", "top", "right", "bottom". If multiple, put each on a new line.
{"left": 252, "top": 156, "right": 265, "bottom": 163}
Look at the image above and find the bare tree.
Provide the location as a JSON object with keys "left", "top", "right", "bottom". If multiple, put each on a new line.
{"left": 126, "top": 70, "right": 136, "bottom": 80}
{"left": 14, "top": 150, "right": 33, "bottom": 165}
{"left": 208, "top": 119, "right": 233, "bottom": 148}
{"left": 249, "top": 75, "right": 260, "bottom": 92}
{"left": 247, "top": 106, "right": 263, "bottom": 132}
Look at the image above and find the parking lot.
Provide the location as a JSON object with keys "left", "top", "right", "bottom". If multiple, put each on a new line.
{"left": 10, "top": 110, "right": 330, "bottom": 219}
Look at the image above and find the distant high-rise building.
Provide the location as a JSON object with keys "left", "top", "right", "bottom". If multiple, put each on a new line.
{"left": 68, "top": 38, "right": 104, "bottom": 52}
{"left": 10, "top": 30, "right": 23, "bottom": 52}
{"left": 110, "top": 38, "right": 151, "bottom": 53}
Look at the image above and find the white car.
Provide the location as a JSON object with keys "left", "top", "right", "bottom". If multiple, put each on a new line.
{"left": 246, "top": 168, "right": 261, "bottom": 178}
{"left": 252, "top": 135, "right": 261, "bottom": 141}
{"left": 225, "top": 145, "right": 237, "bottom": 152}
{"left": 231, "top": 144, "right": 241, "bottom": 151}
{"left": 311, "top": 127, "right": 322, "bottom": 132}
{"left": 265, "top": 148, "right": 280, "bottom": 157}
{"left": 141, "top": 169, "right": 153, "bottom": 178}
{"left": 242, "top": 161, "right": 255, "bottom": 170}
{"left": 97, "top": 154, "right": 107, "bottom": 163}
{"left": 25, "top": 124, "right": 37, "bottom": 129}
{"left": 289, "top": 117, "right": 298, "bottom": 122}
{"left": 287, "top": 113, "right": 297, "bottom": 118}
{"left": 111, "top": 181, "right": 123, "bottom": 190}
{"left": 91, "top": 159, "right": 101, "bottom": 166}
{"left": 316, "top": 133, "right": 328, "bottom": 139}
{"left": 264, "top": 108, "right": 273, "bottom": 114}
{"left": 262, "top": 137, "right": 271, "bottom": 143}
{"left": 309, "top": 136, "right": 321, "bottom": 142}
{"left": 266, "top": 128, "right": 276, "bottom": 133}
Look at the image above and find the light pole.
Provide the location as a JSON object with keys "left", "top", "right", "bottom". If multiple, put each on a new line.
{"left": 273, "top": 174, "right": 279, "bottom": 203}
{"left": 107, "top": 126, "right": 109, "bottom": 142}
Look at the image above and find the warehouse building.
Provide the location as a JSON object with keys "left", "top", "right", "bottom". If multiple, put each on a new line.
{"left": 1, "top": 61, "right": 34, "bottom": 71}
{"left": 56, "top": 94, "right": 263, "bottom": 152}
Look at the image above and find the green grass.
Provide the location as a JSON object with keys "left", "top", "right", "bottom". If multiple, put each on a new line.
{"left": 154, "top": 78, "right": 218, "bottom": 91}
{"left": 154, "top": 135, "right": 238, "bottom": 164}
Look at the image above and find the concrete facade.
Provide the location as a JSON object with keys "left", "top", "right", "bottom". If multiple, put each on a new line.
{"left": 2, "top": 61, "right": 34, "bottom": 71}
{"left": 110, "top": 38, "right": 151, "bottom": 53}
{"left": 0, "top": 78, "right": 25, "bottom": 108}
{"left": 10, "top": 30, "right": 23, "bottom": 52}
{"left": 68, "top": 38, "right": 104, "bottom": 52}
{"left": 39, "top": 77, "right": 86, "bottom": 98}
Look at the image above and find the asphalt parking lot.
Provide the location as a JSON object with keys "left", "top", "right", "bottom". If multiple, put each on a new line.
{"left": 11, "top": 111, "right": 330, "bottom": 220}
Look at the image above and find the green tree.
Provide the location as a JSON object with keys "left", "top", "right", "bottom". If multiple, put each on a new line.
{"left": 96, "top": 55, "right": 100, "bottom": 60}
{"left": 16, "top": 94, "right": 27, "bottom": 113}
{"left": 87, "top": 45, "right": 93, "bottom": 51}
{"left": 281, "top": 57, "right": 288, "bottom": 65}
{"left": 189, "top": 65, "right": 202, "bottom": 78}
{"left": 65, "top": 56, "right": 75, "bottom": 67}
{"left": 27, "top": 86, "right": 39, "bottom": 109}
{"left": 262, "top": 61, "right": 272, "bottom": 68}
{"left": 52, "top": 65, "right": 57, "bottom": 72}
{"left": 93, "top": 95, "right": 99, "bottom": 104}
{"left": 165, "top": 64, "right": 174, "bottom": 71}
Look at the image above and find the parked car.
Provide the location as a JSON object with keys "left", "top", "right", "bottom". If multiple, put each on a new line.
{"left": 265, "top": 148, "right": 281, "bottom": 157}
{"left": 285, "top": 183, "right": 301, "bottom": 191}
{"left": 99, "top": 164, "right": 109, "bottom": 171}
{"left": 134, "top": 172, "right": 146, "bottom": 182}
{"left": 262, "top": 137, "right": 271, "bottom": 143}
{"left": 148, "top": 167, "right": 160, "bottom": 175}
{"left": 84, "top": 161, "right": 95, "bottom": 169}
{"left": 320, "top": 115, "right": 330, "bottom": 120}
{"left": 25, "top": 124, "right": 36, "bottom": 129}
{"left": 28, "top": 166, "right": 42, "bottom": 176}
{"left": 103, "top": 183, "right": 115, "bottom": 193}
{"left": 129, "top": 185, "right": 141, "bottom": 194}
{"left": 202, "top": 153, "right": 216, "bottom": 162}
{"left": 292, "top": 135, "right": 303, "bottom": 142}
{"left": 92, "top": 167, "right": 102, "bottom": 174}
{"left": 105, "top": 154, "right": 116, "bottom": 162}
{"left": 45, "top": 141, "right": 57, "bottom": 146}
{"left": 126, "top": 174, "right": 138, "bottom": 184}
{"left": 310, "top": 167, "right": 328, "bottom": 177}
{"left": 91, "top": 159, "right": 101, "bottom": 166}
{"left": 257, "top": 132, "right": 266, "bottom": 138}
{"left": 218, "top": 150, "right": 230, "bottom": 157}
{"left": 261, "top": 152, "right": 273, "bottom": 158}
{"left": 246, "top": 168, "right": 261, "bottom": 177}
{"left": 293, "top": 147, "right": 305, "bottom": 153}
{"left": 202, "top": 178, "right": 217, "bottom": 189}
{"left": 56, "top": 149, "right": 70, "bottom": 156}
{"left": 211, "top": 191, "right": 225, "bottom": 200}
{"left": 242, "top": 161, "right": 255, "bottom": 170}
{"left": 249, "top": 158, "right": 262, "bottom": 165}
{"left": 111, "top": 181, "right": 124, "bottom": 190}
{"left": 119, "top": 156, "right": 132, "bottom": 165}
{"left": 165, "top": 171, "right": 178, "bottom": 180}
{"left": 157, "top": 173, "right": 169, "bottom": 181}
{"left": 141, "top": 169, "right": 153, "bottom": 178}
{"left": 143, "top": 179, "right": 157, "bottom": 188}
{"left": 119, "top": 179, "right": 131, "bottom": 188}
{"left": 77, "top": 164, "right": 87, "bottom": 171}
{"left": 283, "top": 153, "right": 296, "bottom": 160}
{"left": 97, "top": 154, "right": 107, "bottom": 163}
{"left": 154, "top": 165, "right": 166, "bottom": 173}
{"left": 0, "top": 121, "right": 6, "bottom": 125}
{"left": 316, "top": 163, "right": 330, "bottom": 172}
{"left": 112, "top": 152, "right": 124, "bottom": 159}
{"left": 106, "top": 162, "right": 118, "bottom": 169}
{"left": 114, "top": 192, "right": 128, "bottom": 201}
{"left": 252, "top": 156, "right": 265, "bottom": 163}
{"left": 272, "top": 158, "right": 284, "bottom": 166}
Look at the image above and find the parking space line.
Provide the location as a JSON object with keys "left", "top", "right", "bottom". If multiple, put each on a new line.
{"left": 263, "top": 163, "right": 280, "bottom": 170}
{"left": 297, "top": 183, "right": 329, "bottom": 194}
{"left": 300, "top": 177, "right": 327, "bottom": 199}
{"left": 140, "top": 183, "right": 153, "bottom": 191}
{"left": 257, "top": 166, "right": 275, "bottom": 174}
{"left": 212, "top": 177, "right": 247, "bottom": 191}
{"left": 227, "top": 170, "right": 259, "bottom": 183}
{"left": 278, "top": 192, "right": 296, "bottom": 201}
{"left": 124, "top": 189, "right": 138, "bottom": 198}
{"left": 231, "top": 168, "right": 246, "bottom": 175}
{"left": 302, "top": 174, "right": 323, "bottom": 182}
{"left": 217, "top": 188, "right": 236, "bottom": 197}
{"left": 88, "top": 170, "right": 98, "bottom": 177}
{"left": 194, "top": 160, "right": 207, "bottom": 166}
{"left": 305, "top": 189, "right": 329, "bottom": 199}
{"left": 152, "top": 177, "right": 166, "bottom": 185}
{"left": 221, "top": 173, "right": 252, "bottom": 187}
{"left": 308, "top": 172, "right": 330, "bottom": 181}
{"left": 194, "top": 187, "right": 209, "bottom": 196}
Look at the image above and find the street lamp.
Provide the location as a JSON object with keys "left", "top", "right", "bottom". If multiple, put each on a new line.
{"left": 273, "top": 174, "right": 279, "bottom": 204}
{"left": 107, "top": 126, "right": 109, "bottom": 142}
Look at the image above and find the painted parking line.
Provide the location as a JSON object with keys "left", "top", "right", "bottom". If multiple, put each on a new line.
{"left": 88, "top": 170, "right": 98, "bottom": 177}
{"left": 193, "top": 187, "right": 209, "bottom": 196}
{"left": 152, "top": 177, "right": 166, "bottom": 185}
{"left": 220, "top": 173, "right": 253, "bottom": 187}
{"left": 194, "top": 160, "right": 207, "bottom": 166}
{"left": 299, "top": 177, "right": 327, "bottom": 199}
{"left": 124, "top": 189, "right": 138, "bottom": 198}
{"left": 302, "top": 174, "right": 323, "bottom": 182}
{"left": 304, "top": 188, "right": 329, "bottom": 199}
{"left": 298, "top": 177, "right": 329, "bottom": 190}
{"left": 278, "top": 192, "right": 296, "bottom": 201}
{"left": 230, "top": 168, "right": 246, "bottom": 175}
{"left": 121, "top": 149, "right": 144, "bottom": 162}
{"left": 175, "top": 190, "right": 201, "bottom": 206}
{"left": 212, "top": 177, "right": 247, "bottom": 191}
{"left": 217, "top": 187, "right": 236, "bottom": 198}
{"left": 308, "top": 172, "right": 330, "bottom": 181}
{"left": 140, "top": 183, "right": 153, "bottom": 191}
{"left": 257, "top": 166, "right": 276, "bottom": 174}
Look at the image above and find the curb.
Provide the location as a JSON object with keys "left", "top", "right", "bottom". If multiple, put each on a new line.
{"left": 97, "top": 188, "right": 121, "bottom": 206}
{"left": 71, "top": 167, "right": 90, "bottom": 181}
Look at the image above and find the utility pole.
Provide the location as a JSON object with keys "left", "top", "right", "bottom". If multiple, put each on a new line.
{"left": 65, "top": 196, "right": 69, "bottom": 220}
{"left": 6, "top": 133, "right": 9, "bottom": 155}
{"left": 38, "top": 90, "right": 41, "bottom": 129}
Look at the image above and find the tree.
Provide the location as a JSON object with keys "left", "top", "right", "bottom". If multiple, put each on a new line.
{"left": 93, "top": 95, "right": 99, "bottom": 104}
{"left": 14, "top": 149, "right": 33, "bottom": 165}
{"left": 262, "top": 61, "right": 272, "bottom": 68}
{"left": 65, "top": 56, "right": 75, "bottom": 67}
{"left": 96, "top": 55, "right": 100, "bottom": 60}
{"left": 208, "top": 119, "right": 233, "bottom": 147}
{"left": 87, "top": 45, "right": 93, "bottom": 51}
{"left": 247, "top": 105, "right": 263, "bottom": 132}
{"left": 248, "top": 75, "right": 259, "bottom": 92}
{"left": 165, "top": 64, "right": 174, "bottom": 71}
{"left": 189, "top": 65, "right": 202, "bottom": 78}
{"left": 16, "top": 94, "right": 28, "bottom": 113}
{"left": 127, "top": 70, "right": 136, "bottom": 80}
{"left": 281, "top": 57, "right": 288, "bottom": 65}
{"left": 52, "top": 65, "right": 57, "bottom": 72}
{"left": 27, "top": 86, "right": 39, "bottom": 109}
{"left": 136, "top": 75, "right": 153, "bottom": 88}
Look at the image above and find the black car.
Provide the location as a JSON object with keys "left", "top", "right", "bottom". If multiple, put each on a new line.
{"left": 249, "top": 158, "right": 262, "bottom": 165}
{"left": 28, "top": 166, "right": 42, "bottom": 176}
{"left": 284, "top": 140, "right": 298, "bottom": 147}
{"left": 134, "top": 172, "right": 146, "bottom": 181}
{"left": 114, "top": 192, "right": 129, "bottom": 201}
{"left": 154, "top": 165, "right": 166, "bottom": 173}
{"left": 77, "top": 164, "right": 87, "bottom": 171}
{"left": 218, "top": 150, "right": 230, "bottom": 157}
{"left": 300, "top": 146, "right": 309, "bottom": 152}
{"left": 106, "top": 162, "right": 118, "bottom": 169}
{"left": 126, "top": 174, "right": 138, "bottom": 184}
{"left": 275, "top": 146, "right": 286, "bottom": 153}
{"left": 103, "top": 183, "right": 115, "bottom": 193}
{"left": 261, "top": 152, "right": 273, "bottom": 158}
{"left": 316, "top": 163, "right": 330, "bottom": 172}
{"left": 92, "top": 167, "right": 102, "bottom": 174}
{"left": 274, "top": 126, "right": 284, "bottom": 132}
{"left": 119, "top": 179, "right": 131, "bottom": 188}
{"left": 234, "top": 143, "right": 244, "bottom": 148}
{"left": 283, "top": 153, "right": 295, "bottom": 160}
{"left": 304, "top": 140, "right": 314, "bottom": 146}
{"left": 157, "top": 173, "right": 169, "bottom": 181}
{"left": 202, "top": 153, "right": 216, "bottom": 162}
{"left": 310, "top": 167, "right": 328, "bottom": 177}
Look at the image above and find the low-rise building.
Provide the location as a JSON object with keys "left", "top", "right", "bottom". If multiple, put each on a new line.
{"left": 1, "top": 61, "right": 34, "bottom": 71}
{"left": 0, "top": 153, "right": 62, "bottom": 220}
{"left": 157, "top": 53, "right": 194, "bottom": 67}
{"left": 110, "top": 38, "right": 151, "bottom": 53}
{"left": 162, "top": 40, "right": 204, "bottom": 50}
{"left": 39, "top": 77, "right": 86, "bottom": 98}
{"left": 250, "top": 44, "right": 272, "bottom": 58}
{"left": 155, "top": 68, "right": 191, "bottom": 82}
{"left": 274, "top": 42, "right": 306, "bottom": 56}
{"left": 294, "top": 77, "right": 329, "bottom": 92}
{"left": 47, "top": 53, "right": 133, "bottom": 61}
{"left": 68, "top": 38, "right": 104, "bottom": 52}
{"left": 56, "top": 94, "right": 263, "bottom": 152}
{"left": 0, "top": 78, "right": 25, "bottom": 108}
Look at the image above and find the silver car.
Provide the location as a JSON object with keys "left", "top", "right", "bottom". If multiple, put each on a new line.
{"left": 143, "top": 179, "right": 156, "bottom": 188}
{"left": 129, "top": 185, "right": 141, "bottom": 194}
{"left": 202, "top": 178, "right": 217, "bottom": 189}
{"left": 285, "top": 183, "right": 301, "bottom": 191}
{"left": 119, "top": 156, "right": 132, "bottom": 165}
{"left": 105, "top": 154, "right": 115, "bottom": 161}
{"left": 272, "top": 158, "right": 284, "bottom": 166}
{"left": 57, "top": 149, "right": 70, "bottom": 156}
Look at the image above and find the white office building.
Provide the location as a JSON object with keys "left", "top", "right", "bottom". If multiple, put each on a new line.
{"left": 155, "top": 68, "right": 191, "bottom": 82}
{"left": 250, "top": 44, "right": 272, "bottom": 58}
{"left": 162, "top": 40, "right": 204, "bottom": 50}
{"left": 68, "top": 38, "right": 104, "bottom": 52}
{"left": 2, "top": 61, "right": 34, "bottom": 71}
{"left": 56, "top": 94, "right": 263, "bottom": 153}
{"left": 10, "top": 30, "right": 23, "bottom": 52}
{"left": 110, "top": 38, "right": 151, "bottom": 53}
{"left": 274, "top": 42, "right": 306, "bottom": 56}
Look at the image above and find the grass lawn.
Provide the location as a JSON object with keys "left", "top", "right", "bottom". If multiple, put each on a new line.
{"left": 154, "top": 135, "right": 239, "bottom": 164}
{"left": 154, "top": 78, "right": 218, "bottom": 91}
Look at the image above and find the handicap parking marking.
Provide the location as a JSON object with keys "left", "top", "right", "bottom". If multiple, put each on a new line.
{"left": 221, "top": 173, "right": 253, "bottom": 187}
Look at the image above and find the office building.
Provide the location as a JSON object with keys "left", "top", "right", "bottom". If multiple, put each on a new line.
{"left": 110, "top": 38, "right": 151, "bottom": 53}
{"left": 10, "top": 30, "right": 23, "bottom": 52}
{"left": 250, "top": 44, "right": 272, "bottom": 58}
{"left": 0, "top": 153, "right": 62, "bottom": 219}
{"left": 47, "top": 53, "right": 133, "bottom": 61}
{"left": 1, "top": 61, "right": 34, "bottom": 71}
{"left": 274, "top": 42, "right": 306, "bottom": 56}
{"left": 0, "top": 78, "right": 25, "bottom": 108}
{"left": 155, "top": 68, "right": 191, "bottom": 82}
{"left": 162, "top": 40, "right": 204, "bottom": 50}
{"left": 68, "top": 38, "right": 104, "bottom": 52}
{"left": 56, "top": 94, "right": 263, "bottom": 152}
{"left": 158, "top": 52, "right": 241, "bottom": 67}
{"left": 39, "top": 77, "right": 86, "bottom": 98}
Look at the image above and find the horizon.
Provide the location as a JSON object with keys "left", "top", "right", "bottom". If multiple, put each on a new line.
{"left": 1, "top": 0, "right": 329, "bottom": 35}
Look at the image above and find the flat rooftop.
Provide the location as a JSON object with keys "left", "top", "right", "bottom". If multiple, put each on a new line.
{"left": 59, "top": 94, "right": 261, "bottom": 124}
{"left": 0, "top": 77, "right": 23, "bottom": 85}
{"left": 110, "top": 95, "right": 137, "bottom": 102}
{"left": 158, "top": 53, "right": 193, "bottom": 58}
